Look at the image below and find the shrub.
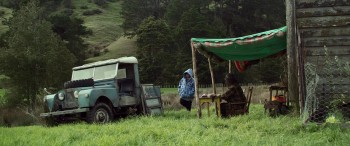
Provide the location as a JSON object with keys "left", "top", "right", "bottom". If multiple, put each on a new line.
{"left": 62, "top": 9, "right": 74, "bottom": 16}
{"left": 0, "top": 10, "right": 5, "bottom": 17}
{"left": 82, "top": 9, "right": 102, "bottom": 16}
{"left": 62, "top": 0, "right": 75, "bottom": 9}
{"left": 93, "top": 0, "right": 107, "bottom": 7}
{"left": 80, "top": 5, "right": 88, "bottom": 9}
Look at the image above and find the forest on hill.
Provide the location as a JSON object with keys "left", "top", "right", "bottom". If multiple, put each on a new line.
{"left": 119, "top": 0, "right": 287, "bottom": 85}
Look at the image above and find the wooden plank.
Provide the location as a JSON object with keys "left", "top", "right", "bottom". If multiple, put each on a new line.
{"left": 300, "top": 27, "right": 350, "bottom": 37}
{"left": 304, "top": 46, "right": 350, "bottom": 56}
{"left": 303, "top": 36, "right": 350, "bottom": 47}
{"left": 297, "top": 0, "right": 350, "bottom": 8}
{"left": 297, "top": 6, "right": 350, "bottom": 18}
{"left": 297, "top": 16, "right": 350, "bottom": 28}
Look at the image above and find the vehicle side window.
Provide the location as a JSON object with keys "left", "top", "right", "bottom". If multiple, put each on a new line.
{"left": 117, "top": 68, "right": 126, "bottom": 79}
{"left": 94, "top": 64, "right": 117, "bottom": 80}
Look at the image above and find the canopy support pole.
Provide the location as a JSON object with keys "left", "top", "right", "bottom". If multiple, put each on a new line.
{"left": 286, "top": 0, "right": 300, "bottom": 114}
{"left": 208, "top": 58, "right": 216, "bottom": 94}
{"left": 191, "top": 43, "right": 201, "bottom": 118}
{"left": 228, "top": 60, "right": 232, "bottom": 73}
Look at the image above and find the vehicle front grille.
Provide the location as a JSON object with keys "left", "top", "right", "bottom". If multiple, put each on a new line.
{"left": 62, "top": 90, "right": 78, "bottom": 109}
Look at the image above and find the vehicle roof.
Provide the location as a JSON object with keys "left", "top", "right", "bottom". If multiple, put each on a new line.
{"left": 73, "top": 56, "right": 138, "bottom": 70}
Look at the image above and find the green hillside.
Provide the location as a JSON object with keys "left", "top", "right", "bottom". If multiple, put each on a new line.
{"left": 71, "top": 0, "right": 137, "bottom": 62}
{"left": 0, "top": 1, "right": 137, "bottom": 62}
{"left": 86, "top": 36, "right": 137, "bottom": 62}
{"left": 72, "top": 0, "right": 123, "bottom": 48}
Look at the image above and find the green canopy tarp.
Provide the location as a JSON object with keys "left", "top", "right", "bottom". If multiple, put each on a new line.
{"left": 191, "top": 26, "right": 287, "bottom": 62}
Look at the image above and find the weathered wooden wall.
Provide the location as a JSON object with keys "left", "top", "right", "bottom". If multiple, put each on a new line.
{"left": 296, "top": 0, "right": 350, "bottom": 96}
{"left": 296, "top": 0, "right": 350, "bottom": 60}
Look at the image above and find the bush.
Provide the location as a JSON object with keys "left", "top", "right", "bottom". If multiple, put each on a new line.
{"left": 62, "top": 0, "right": 74, "bottom": 9}
{"left": 82, "top": 9, "right": 102, "bottom": 16}
{"left": 0, "top": 10, "right": 5, "bottom": 17}
{"left": 80, "top": 5, "right": 88, "bottom": 9}
{"left": 62, "top": 9, "right": 74, "bottom": 16}
{"left": 93, "top": 0, "right": 107, "bottom": 7}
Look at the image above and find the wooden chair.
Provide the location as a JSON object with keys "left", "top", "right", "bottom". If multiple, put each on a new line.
{"left": 222, "top": 87, "right": 253, "bottom": 117}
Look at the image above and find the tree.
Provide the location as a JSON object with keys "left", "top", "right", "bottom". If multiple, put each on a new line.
{"left": 0, "top": 0, "right": 76, "bottom": 110}
{"left": 49, "top": 14, "right": 92, "bottom": 65}
{"left": 135, "top": 17, "right": 174, "bottom": 84}
{"left": 120, "top": 0, "right": 168, "bottom": 37}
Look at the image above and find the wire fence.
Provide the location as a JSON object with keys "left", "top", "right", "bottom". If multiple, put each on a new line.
{"left": 302, "top": 51, "right": 350, "bottom": 124}
{"left": 160, "top": 83, "right": 270, "bottom": 88}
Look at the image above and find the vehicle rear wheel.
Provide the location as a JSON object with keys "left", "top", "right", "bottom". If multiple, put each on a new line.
{"left": 87, "top": 103, "right": 113, "bottom": 124}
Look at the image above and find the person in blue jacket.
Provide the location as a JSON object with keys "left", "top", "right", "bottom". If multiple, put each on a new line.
{"left": 178, "top": 69, "right": 195, "bottom": 111}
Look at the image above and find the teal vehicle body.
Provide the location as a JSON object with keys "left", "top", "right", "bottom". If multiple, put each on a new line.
{"left": 40, "top": 57, "right": 143, "bottom": 123}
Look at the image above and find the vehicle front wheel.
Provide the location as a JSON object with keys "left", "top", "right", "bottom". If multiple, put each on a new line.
{"left": 87, "top": 103, "right": 113, "bottom": 124}
{"left": 44, "top": 117, "right": 58, "bottom": 127}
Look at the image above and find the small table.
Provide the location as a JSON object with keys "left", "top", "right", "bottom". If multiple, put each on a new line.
{"left": 199, "top": 95, "right": 221, "bottom": 118}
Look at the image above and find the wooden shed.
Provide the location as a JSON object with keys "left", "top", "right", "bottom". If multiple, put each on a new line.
{"left": 286, "top": 0, "right": 350, "bottom": 118}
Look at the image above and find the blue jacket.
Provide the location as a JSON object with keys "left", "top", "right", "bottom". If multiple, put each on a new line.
{"left": 178, "top": 69, "right": 195, "bottom": 101}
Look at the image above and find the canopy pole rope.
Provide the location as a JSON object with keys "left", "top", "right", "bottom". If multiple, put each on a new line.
{"left": 191, "top": 43, "right": 201, "bottom": 118}
{"left": 208, "top": 57, "right": 216, "bottom": 94}
{"left": 229, "top": 60, "right": 232, "bottom": 73}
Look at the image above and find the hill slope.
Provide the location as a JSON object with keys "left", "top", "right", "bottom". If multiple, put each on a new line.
{"left": 0, "top": 1, "right": 137, "bottom": 62}
{"left": 86, "top": 36, "right": 137, "bottom": 62}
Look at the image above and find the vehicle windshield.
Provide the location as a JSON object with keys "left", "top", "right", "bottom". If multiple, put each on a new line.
{"left": 72, "top": 68, "right": 94, "bottom": 80}
{"left": 72, "top": 63, "right": 118, "bottom": 81}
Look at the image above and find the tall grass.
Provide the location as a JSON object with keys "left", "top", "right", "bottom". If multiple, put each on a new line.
{"left": 1, "top": 105, "right": 349, "bottom": 145}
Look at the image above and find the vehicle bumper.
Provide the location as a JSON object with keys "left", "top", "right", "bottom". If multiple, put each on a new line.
{"left": 40, "top": 108, "right": 89, "bottom": 117}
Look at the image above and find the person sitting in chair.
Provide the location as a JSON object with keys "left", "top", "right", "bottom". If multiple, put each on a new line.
{"left": 219, "top": 73, "right": 247, "bottom": 117}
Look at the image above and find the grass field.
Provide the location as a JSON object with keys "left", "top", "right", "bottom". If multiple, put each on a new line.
{"left": 1, "top": 105, "right": 349, "bottom": 145}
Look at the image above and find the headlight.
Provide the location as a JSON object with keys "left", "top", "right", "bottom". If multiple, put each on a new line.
{"left": 58, "top": 93, "right": 65, "bottom": 100}
{"left": 74, "top": 91, "right": 79, "bottom": 98}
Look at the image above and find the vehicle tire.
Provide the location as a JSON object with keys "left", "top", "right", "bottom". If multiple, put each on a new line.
{"left": 44, "top": 117, "right": 58, "bottom": 127}
{"left": 86, "top": 103, "right": 113, "bottom": 124}
{"left": 135, "top": 104, "right": 144, "bottom": 115}
{"left": 43, "top": 101, "right": 59, "bottom": 126}
{"left": 64, "top": 78, "right": 94, "bottom": 89}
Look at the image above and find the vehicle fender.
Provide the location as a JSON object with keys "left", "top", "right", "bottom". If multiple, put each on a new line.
{"left": 85, "top": 88, "right": 119, "bottom": 107}
{"left": 44, "top": 94, "right": 56, "bottom": 112}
